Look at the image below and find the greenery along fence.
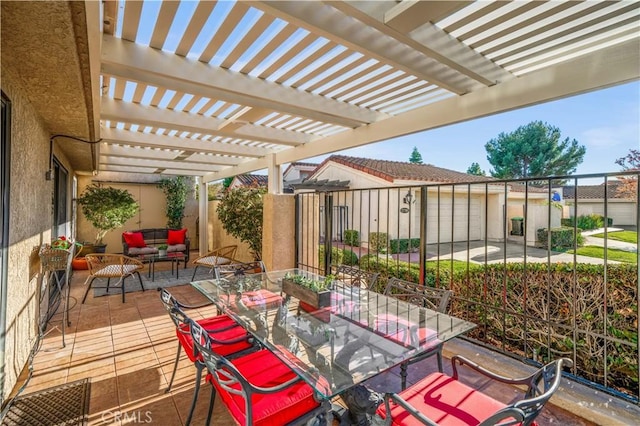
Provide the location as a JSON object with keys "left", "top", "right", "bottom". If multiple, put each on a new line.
{"left": 356, "top": 255, "right": 638, "bottom": 400}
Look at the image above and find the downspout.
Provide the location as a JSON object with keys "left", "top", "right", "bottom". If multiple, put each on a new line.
{"left": 0, "top": 94, "right": 11, "bottom": 408}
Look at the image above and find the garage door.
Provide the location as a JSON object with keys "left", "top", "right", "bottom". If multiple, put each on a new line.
{"left": 425, "top": 194, "right": 482, "bottom": 243}
{"left": 607, "top": 202, "right": 637, "bottom": 226}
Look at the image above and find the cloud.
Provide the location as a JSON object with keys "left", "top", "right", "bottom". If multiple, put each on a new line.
{"left": 581, "top": 124, "right": 640, "bottom": 148}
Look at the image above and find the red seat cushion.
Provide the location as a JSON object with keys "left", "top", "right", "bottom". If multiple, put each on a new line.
{"left": 123, "top": 231, "right": 146, "bottom": 248}
{"left": 374, "top": 314, "right": 440, "bottom": 348}
{"left": 376, "top": 372, "right": 511, "bottom": 426}
{"left": 219, "top": 289, "right": 283, "bottom": 311}
{"left": 210, "top": 349, "right": 321, "bottom": 426}
{"left": 176, "top": 315, "right": 250, "bottom": 362}
{"left": 167, "top": 228, "right": 187, "bottom": 245}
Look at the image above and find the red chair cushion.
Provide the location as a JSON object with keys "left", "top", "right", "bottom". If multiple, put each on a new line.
{"left": 123, "top": 231, "right": 146, "bottom": 248}
{"left": 167, "top": 228, "right": 187, "bottom": 245}
{"left": 219, "top": 289, "right": 283, "bottom": 311}
{"left": 374, "top": 313, "right": 440, "bottom": 348}
{"left": 210, "top": 349, "right": 321, "bottom": 426}
{"left": 376, "top": 372, "right": 510, "bottom": 426}
{"left": 176, "top": 315, "right": 250, "bottom": 362}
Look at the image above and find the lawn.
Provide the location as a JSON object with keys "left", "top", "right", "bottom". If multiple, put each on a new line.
{"left": 590, "top": 230, "right": 638, "bottom": 244}
{"left": 569, "top": 246, "right": 638, "bottom": 264}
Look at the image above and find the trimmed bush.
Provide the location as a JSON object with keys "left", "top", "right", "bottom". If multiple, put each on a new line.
{"left": 318, "top": 245, "right": 344, "bottom": 270}
{"left": 563, "top": 214, "right": 613, "bottom": 230}
{"left": 537, "top": 227, "right": 584, "bottom": 250}
{"left": 343, "top": 230, "right": 360, "bottom": 246}
{"left": 389, "top": 238, "right": 420, "bottom": 254}
{"left": 341, "top": 249, "right": 359, "bottom": 266}
{"left": 368, "top": 232, "right": 389, "bottom": 253}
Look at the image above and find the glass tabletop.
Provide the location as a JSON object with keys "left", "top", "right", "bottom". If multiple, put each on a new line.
{"left": 191, "top": 268, "right": 475, "bottom": 399}
{"left": 138, "top": 252, "right": 185, "bottom": 261}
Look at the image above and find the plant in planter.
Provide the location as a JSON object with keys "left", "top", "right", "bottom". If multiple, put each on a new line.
{"left": 77, "top": 184, "right": 139, "bottom": 249}
{"left": 157, "top": 176, "right": 191, "bottom": 229}
{"left": 157, "top": 244, "right": 168, "bottom": 256}
{"left": 282, "top": 272, "right": 334, "bottom": 309}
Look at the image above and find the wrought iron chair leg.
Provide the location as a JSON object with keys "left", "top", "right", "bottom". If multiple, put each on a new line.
{"left": 191, "top": 265, "right": 199, "bottom": 281}
{"left": 136, "top": 272, "right": 145, "bottom": 291}
{"left": 206, "top": 385, "right": 216, "bottom": 425}
{"left": 400, "top": 362, "right": 408, "bottom": 390}
{"left": 166, "top": 342, "right": 182, "bottom": 393}
{"left": 185, "top": 362, "right": 205, "bottom": 426}
{"left": 436, "top": 348, "right": 443, "bottom": 372}
{"left": 81, "top": 277, "right": 96, "bottom": 304}
{"left": 121, "top": 277, "right": 126, "bottom": 303}
{"left": 106, "top": 278, "right": 110, "bottom": 293}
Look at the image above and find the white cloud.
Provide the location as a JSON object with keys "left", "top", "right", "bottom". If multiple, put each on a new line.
{"left": 582, "top": 124, "right": 640, "bottom": 148}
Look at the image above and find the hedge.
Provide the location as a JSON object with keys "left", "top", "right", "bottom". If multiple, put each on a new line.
{"left": 389, "top": 238, "right": 420, "bottom": 254}
{"left": 368, "top": 232, "right": 388, "bottom": 253}
{"left": 343, "top": 230, "right": 360, "bottom": 246}
{"left": 537, "top": 227, "right": 584, "bottom": 250}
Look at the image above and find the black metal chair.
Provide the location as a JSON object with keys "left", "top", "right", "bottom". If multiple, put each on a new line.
{"left": 377, "top": 355, "right": 572, "bottom": 426}
{"left": 213, "top": 260, "right": 266, "bottom": 280}
{"left": 383, "top": 277, "right": 453, "bottom": 389}
{"left": 333, "top": 264, "right": 380, "bottom": 290}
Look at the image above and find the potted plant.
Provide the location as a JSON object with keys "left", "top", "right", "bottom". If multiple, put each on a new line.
{"left": 76, "top": 184, "right": 139, "bottom": 251}
{"left": 282, "top": 272, "right": 334, "bottom": 309}
{"left": 158, "top": 244, "right": 168, "bottom": 256}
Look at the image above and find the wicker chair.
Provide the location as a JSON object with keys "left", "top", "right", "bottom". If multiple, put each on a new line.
{"left": 191, "top": 245, "right": 238, "bottom": 281}
{"left": 81, "top": 254, "right": 145, "bottom": 303}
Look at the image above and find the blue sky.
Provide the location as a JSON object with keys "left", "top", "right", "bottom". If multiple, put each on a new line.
{"left": 307, "top": 80, "right": 640, "bottom": 176}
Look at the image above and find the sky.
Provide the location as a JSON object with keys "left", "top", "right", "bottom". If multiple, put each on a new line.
{"left": 305, "top": 80, "right": 640, "bottom": 177}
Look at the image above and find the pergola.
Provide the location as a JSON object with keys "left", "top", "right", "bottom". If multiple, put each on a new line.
{"left": 3, "top": 1, "right": 639, "bottom": 192}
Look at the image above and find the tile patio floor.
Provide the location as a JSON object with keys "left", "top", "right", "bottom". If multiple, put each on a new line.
{"left": 17, "top": 261, "right": 591, "bottom": 425}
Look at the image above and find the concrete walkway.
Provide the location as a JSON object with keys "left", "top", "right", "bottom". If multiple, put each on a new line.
{"left": 582, "top": 227, "right": 638, "bottom": 252}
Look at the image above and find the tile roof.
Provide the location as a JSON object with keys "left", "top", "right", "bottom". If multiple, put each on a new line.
{"left": 283, "top": 162, "right": 319, "bottom": 176}
{"left": 233, "top": 174, "right": 268, "bottom": 187}
{"left": 316, "top": 155, "right": 492, "bottom": 184}
{"left": 563, "top": 181, "right": 630, "bottom": 200}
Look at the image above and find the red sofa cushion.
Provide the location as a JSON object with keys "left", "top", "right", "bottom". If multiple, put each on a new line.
{"left": 376, "top": 372, "right": 512, "bottom": 426}
{"left": 123, "top": 231, "right": 146, "bottom": 248}
{"left": 210, "top": 349, "right": 321, "bottom": 425}
{"left": 176, "top": 315, "right": 250, "bottom": 362}
{"left": 167, "top": 228, "right": 187, "bottom": 245}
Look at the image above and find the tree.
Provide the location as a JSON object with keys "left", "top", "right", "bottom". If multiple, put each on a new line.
{"left": 222, "top": 177, "right": 234, "bottom": 189}
{"left": 216, "top": 186, "right": 266, "bottom": 260}
{"left": 157, "top": 176, "right": 191, "bottom": 229}
{"left": 485, "top": 121, "right": 586, "bottom": 179}
{"left": 615, "top": 149, "right": 639, "bottom": 199}
{"left": 467, "top": 162, "right": 486, "bottom": 176}
{"left": 409, "top": 147, "right": 423, "bottom": 164}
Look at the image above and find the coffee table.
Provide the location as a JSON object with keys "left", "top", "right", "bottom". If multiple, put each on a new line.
{"left": 139, "top": 252, "right": 185, "bottom": 281}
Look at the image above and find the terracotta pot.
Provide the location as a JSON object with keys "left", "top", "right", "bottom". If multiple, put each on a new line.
{"left": 72, "top": 257, "right": 89, "bottom": 270}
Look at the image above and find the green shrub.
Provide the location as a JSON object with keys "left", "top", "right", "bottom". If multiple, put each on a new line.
{"left": 343, "top": 230, "right": 360, "bottom": 246}
{"left": 564, "top": 214, "right": 613, "bottom": 231}
{"left": 389, "top": 238, "right": 420, "bottom": 254}
{"left": 368, "top": 232, "right": 389, "bottom": 253}
{"left": 318, "top": 245, "right": 344, "bottom": 270}
{"left": 537, "top": 227, "right": 584, "bottom": 250}
{"left": 560, "top": 218, "right": 574, "bottom": 227}
{"left": 341, "top": 249, "right": 359, "bottom": 266}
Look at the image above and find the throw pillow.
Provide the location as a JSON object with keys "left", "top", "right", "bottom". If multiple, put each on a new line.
{"left": 167, "top": 228, "right": 187, "bottom": 245}
{"left": 123, "top": 231, "right": 146, "bottom": 248}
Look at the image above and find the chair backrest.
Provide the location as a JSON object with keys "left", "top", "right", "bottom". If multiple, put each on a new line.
{"left": 479, "top": 358, "right": 572, "bottom": 426}
{"left": 214, "top": 261, "right": 266, "bottom": 280}
{"left": 210, "top": 245, "right": 238, "bottom": 263}
{"left": 332, "top": 264, "right": 379, "bottom": 290}
{"left": 384, "top": 277, "right": 452, "bottom": 313}
{"left": 159, "top": 288, "right": 190, "bottom": 330}
{"left": 85, "top": 254, "right": 142, "bottom": 277}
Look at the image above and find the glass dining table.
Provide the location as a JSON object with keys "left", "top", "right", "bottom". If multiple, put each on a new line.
{"left": 191, "top": 269, "right": 475, "bottom": 423}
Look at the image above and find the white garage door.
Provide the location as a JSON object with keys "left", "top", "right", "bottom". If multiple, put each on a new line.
{"left": 607, "top": 202, "right": 638, "bottom": 226}
{"left": 425, "top": 194, "right": 482, "bottom": 243}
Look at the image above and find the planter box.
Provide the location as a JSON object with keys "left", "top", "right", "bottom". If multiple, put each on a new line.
{"left": 282, "top": 278, "right": 331, "bottom": 310}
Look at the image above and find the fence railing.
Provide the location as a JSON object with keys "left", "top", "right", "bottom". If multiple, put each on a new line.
{"left": 295, "top": 171, "right": 639, "bottom": 402}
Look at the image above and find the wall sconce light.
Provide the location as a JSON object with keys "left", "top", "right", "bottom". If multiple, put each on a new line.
{"left": 403, "top": 191, "right": 415, "bottom": 205}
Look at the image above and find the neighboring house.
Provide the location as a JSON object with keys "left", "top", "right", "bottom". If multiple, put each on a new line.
{"left": 283, "top": 162, "right": 318, "bottom": 187}
{"left": 228, "top": 174, "right": 268, "bottom": 189}
{"left": 563, "top": 181, "right": 638, "bottom": 226}
{"left": 309, "top": 155, "right": 554, "bottom": 245}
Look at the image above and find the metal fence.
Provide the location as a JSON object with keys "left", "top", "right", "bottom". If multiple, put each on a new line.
{"left": 295, "top": 171, "right": 639, "bottom": 402}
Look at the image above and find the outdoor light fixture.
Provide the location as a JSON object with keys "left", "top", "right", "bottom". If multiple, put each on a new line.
{"left": 403, "top": 191, "right": 415, "bottom": 205}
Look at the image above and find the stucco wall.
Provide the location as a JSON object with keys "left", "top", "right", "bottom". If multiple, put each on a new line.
{"left": 1, "top": 77, "right": 59, "bottom": 401}
{"left": 207, "top": 200, "right": 254, "bottom": 262}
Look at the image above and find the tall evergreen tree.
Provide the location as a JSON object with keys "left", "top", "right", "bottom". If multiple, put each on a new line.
{"left": 409, "top": 147, "right": 423, "bottom": 164}
{"left": 467, "top": 162, "right": 486, "bottom": 176}
{"left": 485, "top": 121, "right": 585, "bottom": 179}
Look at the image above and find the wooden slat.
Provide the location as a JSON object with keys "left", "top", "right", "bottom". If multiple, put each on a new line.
{"left": 165, "top": 91, "right": 184, "bottom": 110}
{"left": 121, "top": 0, "right": 143, "bottom": 42}
{"left": 456, "top": 1, "right": 544, "bottom": 42}
{"left": 149, "top": 1, "right": 180, "bottom": 49}
{"left": 220, "top": 14, "right": 275, "bottom": 69}
{"left": 150, "top": 87, "right": 166, "bottom": 107}
{"left": 258, "top": 33, "right": 316, "bottom": 79}
{"left": 199, "top": 2, "right": 250, "bottom": 63}
{"left": 183, "top": 95, "right": 204, "bottom": 112}
{"left": 132, "top": 82, "right": 146, "bottom": 103}
{"left": 291, "top": 49, "right": 354, "bottom": 89}
{"left": 239, "top": 24, "right": 297, "bottom": 74}
{"left": 275, "top": 41, "right": 337, "bottom": 84}
{"left": 306, "top": 55, "right": 369, "bottom": 93}
{"left": 113, "top": 79, "right": 127, "bottom": 100}
{"left": 196, "top": 99, "right": 218, "bottom": 115}
{"left": 338, "top": 71, "right": 407, "bottom": 103}
{"left": 175, "top": 1, "right": 217, "bottom": 56}
{"left": 320, "top": 63, "right": 390, "bottom": 97}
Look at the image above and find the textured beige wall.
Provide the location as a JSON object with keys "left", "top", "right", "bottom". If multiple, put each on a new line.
{"left": 207, "top": 200, "right": 253, "bottom": 262}
{"left": 262, "top": 194, "right": 296, "bottom": 271}
{"left": 76, "top": 177, "right": 198, "bottom": 253}
{"left": 0, "top": 76, "right": 66, "bottom": 401}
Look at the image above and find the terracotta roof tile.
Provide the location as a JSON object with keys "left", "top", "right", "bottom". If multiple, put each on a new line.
{"left": 234, "top": 174, "right": 268, "bottom": 187}
{"left": 315, "top": 155, "right": 492, "bottom": 184}
{"left": 563, "top": 181, "right": 628, "bottom": 199}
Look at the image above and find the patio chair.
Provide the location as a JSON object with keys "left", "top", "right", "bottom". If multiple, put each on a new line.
{"left": 81, "top": 254, "right": 145, "bottom": 303}
{"left": 333, "top": 264, "right": 380, "bottom": 290}
{"left": 159, "top": 289, "right": 254, "bottom": 425}
{"left": 190, "top": 245, "right": 238, "bottom": 281}
{"left": 376, "top": 355, "right": 572, "bottom": 426}
{"left": 213, "top": 260, "right": 266, "bottom": 280}
{"left": 383, "top": 277, "right": 453, "bottom": 389}
{"left": 189, "top": 319, "right": 330, "bottom": 426}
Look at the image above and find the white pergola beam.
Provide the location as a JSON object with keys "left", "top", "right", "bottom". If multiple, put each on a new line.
{"left": 101, "top": 127, "right": 273, "bottom": 158}
{"left": 101, "top": 98, "right": 310, "bottom": 147}
{"left": 100, "top": 156, "right": 225, "bottom": 173}
{"left": 384, "top": 1, "right": 472, "bottom": 31}
{"left": 101, "top": 35, "right": 382, "bottom": 128}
